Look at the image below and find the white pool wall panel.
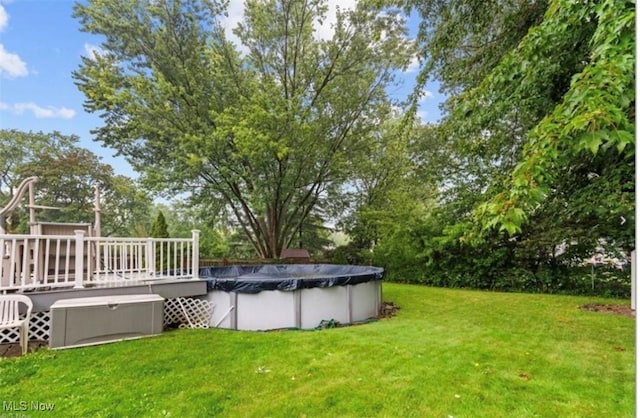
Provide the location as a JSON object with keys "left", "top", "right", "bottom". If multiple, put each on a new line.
{"left": 350, "top": 280, "right": 381, "bottom": 323}
{"left": 204, "top": 290, "right": 233, "bottom": 328}
{"left": 237, "top": 290, "right": 296, "bottom": 330}
{"left": 202, "top": 279, "right": 382, "bottom": 331}
{"left": 300, "top": 285, "right": 349, "bottom": 329}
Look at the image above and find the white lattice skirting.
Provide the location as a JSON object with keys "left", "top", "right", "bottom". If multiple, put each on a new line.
{"left": 0, "top": 311, "right": 51, "bottom": 344}
{"left": 164, "top": 297, "right": 215, "bottom": 329}
{"left": 0, "top": 297, "right": 215, "bottom": 344}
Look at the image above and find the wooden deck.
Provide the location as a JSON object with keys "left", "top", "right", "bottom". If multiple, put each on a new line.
{"left": 0, "top": 277, "right": 208, "bottom": 351}
{"left": 1, "top": 232, "right": 200, "bottom": 293}
{"left": 23, "top": 277, "right": 208, "bottom": 313}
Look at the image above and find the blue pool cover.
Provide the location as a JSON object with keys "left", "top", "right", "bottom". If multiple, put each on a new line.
{"left": 199, "top": 264, "right": 384, "bottom": 294}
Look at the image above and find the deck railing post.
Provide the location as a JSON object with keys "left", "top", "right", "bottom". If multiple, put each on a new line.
{"left": 94, "top": 238, "right": 100, "bottom": 278}
{"left": 74, "top": 230, "right": 85, "bottom": 289}
{"left": 146, "top": 238, "right": 154, "bottom": 277}
{"left": 191, "top": 230, "right": 200, "bottom": 278}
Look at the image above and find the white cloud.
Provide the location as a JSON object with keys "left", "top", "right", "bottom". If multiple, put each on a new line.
{"left": 221, "top": 0, "right": 358, "bottom": 47}
{"left": 404, "top": 55, "right": 420, "bottom": 73}
{"left": 0, "top": 4, "right": 8, "bottom": 32}
{"left": 220, "top": 1, "right": 247, "bottom": 52}
{"left": 83, "top": 42, "right": 105, "bottom": 60}
{"left": 0, "top": 4, "right": 28, "bottom": 78}
{"left": 2, "top": 102, "right": 76, "bottom": 119}
{"left": 417, "top": 110, "right": 429, "bottom": 122}
{"left": 419, "top": 89, "right": 434, "bottom": 102}
{"left": 314, "top": 0, "right": 357, "bottom": 41}
{"left": 0, "top": 43, "right": 27, "bottom": 78}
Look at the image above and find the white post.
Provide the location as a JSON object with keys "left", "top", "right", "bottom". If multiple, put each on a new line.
{"left": 92, "top": 187, "right": 101, "bottom": 280}
{"left": 74, "top": 230, "right": 85, "bottom": 289}
{"left": 28, "top": 181, "right": 36, "bottom": 234}
{"left": 191, "top": 230, "right": 200, "bottom": 279}
{"left": 146, "top": 238, "right": 154, "bottom": 277}
{"left": 631, "top": 250, "right": 636, "bottom": 311}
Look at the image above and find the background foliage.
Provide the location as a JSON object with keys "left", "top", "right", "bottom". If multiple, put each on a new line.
{"left": 344, "top": 0, "right": 634, "bottom": 296}
{"left": 1, "top": 0, "right": 632, "bottom": 298}
{"left": 0, "top": 129, "right": 153, "bottom": 236}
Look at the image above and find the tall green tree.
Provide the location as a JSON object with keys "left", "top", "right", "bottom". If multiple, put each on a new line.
{"left": 100, "top": 175, "right": 155, "bottom": 236}
{"left": 0, "top": 130, "right": 76, "bottom": 201}
{"left": 402, "top": 0, "right": 548, "bottom": 96}
{"left": 406, "top": 0, "right": 634, "bottom": 251}
{"left": 474, "top": 0, "right": 634, "bottom": 242}
{"left": 73, "top": 0, "right": 413, "bottom": 258}
{"left": 342, "top": 119, "right": 433, "bottom": 247}
{"left": 0, "top": 129, "right": 152, "bottom": 236}
{"left": 395, "top": 1, "right": 559, "bottom": 263}
{"left": 360, "top": 0, "right": 635, "bottom": 294}
{"left": 155, "top": 202, "right": 232, "bottom": 258}
{"left": 150, "top": 211, "right": 170, "bottom": 238}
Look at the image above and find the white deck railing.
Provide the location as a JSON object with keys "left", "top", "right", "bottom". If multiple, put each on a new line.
{"left": 0, "top": 230, "right": 200, "bottom": 292}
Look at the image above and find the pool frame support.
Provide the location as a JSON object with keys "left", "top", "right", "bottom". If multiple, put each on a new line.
{"left": 294, "top": 291, "right": 302, "bottom": 328}
{"left": 346, "top": 285, "right": 353, "bottom": 324}
{"left": 229, "top": 292, "right": 238, "bottom": 329}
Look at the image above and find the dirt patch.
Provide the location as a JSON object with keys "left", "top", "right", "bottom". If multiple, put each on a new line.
{"left": 580, "top": 303, "right": 635, "bottom": 318}
{"left": 379, "top": 301, "right": 400, "bottom": 318}
{"left": 0, "top": 340, "right": 48, "bottom": 359}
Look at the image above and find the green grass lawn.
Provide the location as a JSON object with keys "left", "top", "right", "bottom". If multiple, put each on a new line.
{"left": 0, "top": 283, "right": 634, "bottom": 417}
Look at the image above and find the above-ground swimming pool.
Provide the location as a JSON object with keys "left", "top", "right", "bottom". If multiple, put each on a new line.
{"left": 199, "top": 264, "right": 383, "bottom": 331}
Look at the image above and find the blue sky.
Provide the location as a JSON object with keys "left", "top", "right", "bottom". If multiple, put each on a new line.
{"left": 0, "top": 0, "right": 136, "bottom": 174}
{"left": 0, "top": 0, "right": 444, "bottom": 178}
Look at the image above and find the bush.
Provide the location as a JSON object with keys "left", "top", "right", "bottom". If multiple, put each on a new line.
{"left": 375, "top": 232, "right": 631, "bottom": 298}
